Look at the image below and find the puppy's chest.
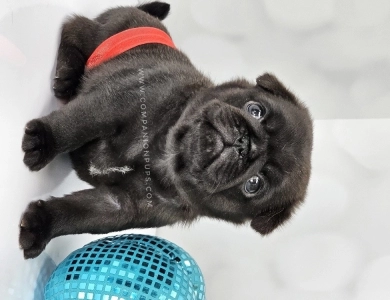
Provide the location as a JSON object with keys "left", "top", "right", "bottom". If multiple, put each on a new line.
{"left": 82, "top": 135, "right": 181, "bottom": 205}
{"left": 84, "top": 128, "right": 166, "bottom": 179}
{"left": 74, "top": 97, "right": 177, "bottom": 185}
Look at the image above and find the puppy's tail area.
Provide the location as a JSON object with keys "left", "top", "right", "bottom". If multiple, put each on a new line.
{"left": 138, "top": 2, "right": 170, "bottom": 20}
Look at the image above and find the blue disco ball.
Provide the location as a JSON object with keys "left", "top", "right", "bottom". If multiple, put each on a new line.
{"left": 44, "top": 234, "right": 205, "bottom": 300}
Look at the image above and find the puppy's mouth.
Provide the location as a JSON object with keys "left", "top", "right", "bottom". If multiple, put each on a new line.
{"left": 171, "top": 118, "right": 258, "bottom": 185}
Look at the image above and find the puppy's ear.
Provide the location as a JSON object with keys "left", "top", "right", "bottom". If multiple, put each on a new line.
{"left": 138, "top": 2, "right": 170, "bottom": 20}
{"left": 256, "top": 73, "right": 298, "bottom": 105}
{"left": 250, "top": 203, "right": 295, "bottom": 235}
{"left": 216, "top": 79, "right": 252, "bottom": 90}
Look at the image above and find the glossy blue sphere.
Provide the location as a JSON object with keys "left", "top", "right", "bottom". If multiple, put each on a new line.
{"left": 44, "top": 234, "right": 205, "bottom": 300}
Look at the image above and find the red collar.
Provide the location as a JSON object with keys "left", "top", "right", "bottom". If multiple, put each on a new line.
{"left": 86, "top": 27, "right": 176, "bottom": 69}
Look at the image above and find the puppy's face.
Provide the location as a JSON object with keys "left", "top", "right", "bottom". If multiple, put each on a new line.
{"left": 166, "top": 73, "right": 313, "bottom": 235}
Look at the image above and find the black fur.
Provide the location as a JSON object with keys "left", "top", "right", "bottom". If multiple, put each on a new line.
{"left": 19, "top": 2, "right": 313, "bottom": 259}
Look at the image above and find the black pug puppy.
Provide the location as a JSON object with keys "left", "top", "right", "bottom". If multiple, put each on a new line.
{"left": 19, "top": 2, "right": 313, "bottom": 259}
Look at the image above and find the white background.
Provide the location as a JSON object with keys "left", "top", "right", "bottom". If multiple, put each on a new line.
{"left": 1, "top": 0, "right": 390, "bottom": 299}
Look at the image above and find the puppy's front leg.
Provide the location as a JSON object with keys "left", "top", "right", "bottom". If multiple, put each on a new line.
{"left": 22, "top": 95, "right": 123, "bottom": 171}
{"left": 19, "top": 186, "right": 140, "bottom": 259}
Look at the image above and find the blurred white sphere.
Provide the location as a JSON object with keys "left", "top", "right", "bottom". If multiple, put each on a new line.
{"left": 180, "top": 34, "right": 247, "bottom": 83}
{"left": 302, "top": 27, "right": 390, "bottom": 71}
{"left": 339, "top": 0, "right": 390, "bottom": 27}
{"left": 263, "top": 0, "right": 336, "bottom": 31}
{"left": 275, "top": 233, "right": 362, "bottom": 291}
{"left": 277, "top": 289, "right": 352, "bottom": 300}
{"left": 296, "top": 174, "right": 349, "bottom": 230}
{"left": 207, "top": 262, "right": 277, "bottom": 299}
{"left": 355, "top": 256, "right": 390, "bottom": 300}
{"left": 350, "top": 70, "right": 390, "bottom": 118}
{"left": 333, "top": 120, "right": 390, "bottom": 171}
{"left": 350, "top": 75, "right": 389, "bottom": 107}
{"left": 190, "top": 0, "right": 251, "bottom": 36}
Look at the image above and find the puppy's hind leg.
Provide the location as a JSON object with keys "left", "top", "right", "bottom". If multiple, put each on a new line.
{"left": 53, "top": 16, "right": 100, "bottom": 102}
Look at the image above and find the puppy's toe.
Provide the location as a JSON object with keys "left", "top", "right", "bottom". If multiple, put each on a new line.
{"left": 22, "top": 119, "right": 55, "bottom": 171}
{"left": 53, "top": 77, "right": 79, "bottom": 100}
{"left": 19, "top": 200, "right": 51, "bottom": 259}
{"left": 53, "top": 66, "right": 82, "bottom": 101}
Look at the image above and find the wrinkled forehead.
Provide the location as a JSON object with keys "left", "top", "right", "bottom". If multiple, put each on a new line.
{"left": 259, "top": 89, "right": 312, "bottom": 137}
{"left": 207, "top": 85, "right": 313, "bottom": 152}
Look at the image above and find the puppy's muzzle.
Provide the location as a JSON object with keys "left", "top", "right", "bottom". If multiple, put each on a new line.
{"left": 233, "top": 134, "right": 250, "bottom": 158}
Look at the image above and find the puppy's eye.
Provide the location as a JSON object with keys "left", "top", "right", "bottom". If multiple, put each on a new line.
{"left": 244, "top": 176, "right": 262, "bottom": 194}
{"left": 247, "top": 103, "right": 265, "bottom": 120}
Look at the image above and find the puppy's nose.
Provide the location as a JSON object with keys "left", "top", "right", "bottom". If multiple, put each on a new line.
{"left": 233, "top": 135, "right": 249, "bottom": 158}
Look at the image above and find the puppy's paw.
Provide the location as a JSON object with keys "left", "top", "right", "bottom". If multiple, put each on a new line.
{"left": 19, "top": 200, "right": 51, "bottom": 259}
{"left": 22, "top": 119, "right": 55, "bottom": 171}
{"left": 53, "top": 66, "right": 81, "bottom": 101}
{"left": 53, "top": 52, "right": 84, "bottom": 102}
